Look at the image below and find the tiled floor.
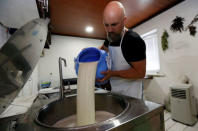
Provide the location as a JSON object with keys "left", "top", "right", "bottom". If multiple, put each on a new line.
{"left": 164, "top": 110, "right": 198, "bottom": 131}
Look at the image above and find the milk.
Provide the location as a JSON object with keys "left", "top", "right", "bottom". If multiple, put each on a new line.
{"left": 53, "top": 111, "right": 115, "bottom": 128}
{"left": 76, "top": 61, "right": 98, "bottom": 126}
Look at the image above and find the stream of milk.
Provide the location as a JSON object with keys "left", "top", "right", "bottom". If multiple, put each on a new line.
{"left": 76, "top": 61, "right": 98, "bottom": 126}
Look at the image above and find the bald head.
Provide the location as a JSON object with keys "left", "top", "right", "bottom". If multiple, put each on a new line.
{"left": 103, "top": 1, "right": 126, "bottom": 21}
{"left": 103, "top": 1, "right": 127, "bottom": 42}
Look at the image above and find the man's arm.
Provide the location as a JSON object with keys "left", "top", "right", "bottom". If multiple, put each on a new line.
{"left": 99, "top": 44, "right": 109, "bottom": 52}
{"left": 99, "top": 39, "right": 109, "bottom": 52}
{"left": 97, "top": 59, "right": 146, "bottom": 82}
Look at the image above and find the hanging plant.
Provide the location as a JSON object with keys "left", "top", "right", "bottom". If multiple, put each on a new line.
{"left": 188, "top": 25, "right": 196, "bottom": 36}
{"left": 186, "top": 14, "right": 198, "bottom": 36}
{"left": 161, "top": 30, "right": 169, "bottom": 51}
{"left": 170, "top": 16, "right": 185, "bottom": 32}
{"left": 170, "top": 14, "right": 198, "bottom": 36}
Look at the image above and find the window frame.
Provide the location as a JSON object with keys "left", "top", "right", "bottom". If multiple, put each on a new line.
{"left": 141, "top": 29, "right": 160, "bottom": 75}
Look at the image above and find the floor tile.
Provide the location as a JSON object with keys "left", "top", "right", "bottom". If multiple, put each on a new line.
{"left": 192, "top": 120, "right": 198, "bottom": 129}
{"left": 164, "top": 110, "right": 198, "bottom": 131}
{"left": 165, "top": 118, "right": 177, "bottom": 131}
{"left": 184, "top": 127, "right": 198, "bottom": 131}
{"left": 164, "top": 111, "right": 171, "bottom": 121}
{"left": 168, "top": 122, "right": 187, "bottom": 131}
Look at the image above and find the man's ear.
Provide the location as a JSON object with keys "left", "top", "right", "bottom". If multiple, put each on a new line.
{"left": 123, "top": 16, "right": 127, "bottom": 25}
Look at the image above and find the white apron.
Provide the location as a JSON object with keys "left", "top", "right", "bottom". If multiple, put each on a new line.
{"left": 108, "top": 33, "right": 143, "bottom": 99}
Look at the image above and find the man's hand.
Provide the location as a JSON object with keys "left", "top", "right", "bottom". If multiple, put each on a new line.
{"left": 96, "top": 59, "right": 146, "bottom": 82}
{"left": 96, "top": 70, "right": 113, "bottom": 82}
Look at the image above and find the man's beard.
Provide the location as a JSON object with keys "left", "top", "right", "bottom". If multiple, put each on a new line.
{"left": 107, "top": 32, "right": 122, "bottom": 43}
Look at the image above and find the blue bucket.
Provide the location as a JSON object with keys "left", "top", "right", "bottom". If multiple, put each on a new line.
{"left": 74, "top": 47, "right": 108, "bottom": 85}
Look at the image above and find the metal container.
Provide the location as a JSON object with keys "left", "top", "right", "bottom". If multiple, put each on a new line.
{"left": 13, "top": 93, "right": 164, "bottom": 131}
{"left": 35, "top": 93, "right": 128, "bottom": 129}
{"left": 0, "top": 18, "right": 49, "bottom": 114}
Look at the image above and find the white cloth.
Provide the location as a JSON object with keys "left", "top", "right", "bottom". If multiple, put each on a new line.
{"left": 108, "top": 33, "right": 143, "bottom": 99}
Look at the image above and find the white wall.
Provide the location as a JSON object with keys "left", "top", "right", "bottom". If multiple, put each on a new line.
{"left": 134, "top": 0, "right": 198, "bottom": 104}
{"left": 0, "top": 0, "right": 39, "bottom": 28}
{"left": 38, "top": 35, "right": 104, "bottom": 88}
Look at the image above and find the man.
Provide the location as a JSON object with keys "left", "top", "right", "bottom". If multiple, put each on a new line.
{"left": 98, "top": 1, "right": 146, "bottom": 99}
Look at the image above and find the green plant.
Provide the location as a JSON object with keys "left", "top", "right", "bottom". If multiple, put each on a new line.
{"left": 186, "top": 14, "right": 198, "bottom": 36}
{"left": 170, "top": 16, "right": 185, "bottom": 32}
{"left": 170, "top": 14, "right": 198, "bottom": 36}
{"left": 161, "top": 30, "right": 169, "bottom": 51}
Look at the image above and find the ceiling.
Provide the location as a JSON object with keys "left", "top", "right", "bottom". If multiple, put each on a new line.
{"left": 49, "top": 0, "right": 184, "bottom": 39}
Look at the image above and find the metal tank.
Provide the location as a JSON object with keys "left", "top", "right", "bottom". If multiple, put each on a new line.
{"left": 10, "top": 92, "right": 164, "bottom": 131}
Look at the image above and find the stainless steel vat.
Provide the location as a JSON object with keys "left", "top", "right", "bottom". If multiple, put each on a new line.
{"left": 27, "top": 93, "right": 164, "bottom": 131}
{"left": 35, "top": 93, "right": 129, "bottom": 129}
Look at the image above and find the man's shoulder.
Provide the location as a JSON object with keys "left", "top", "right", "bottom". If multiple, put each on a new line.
{"left": 122, "top": 29, "right": 146, "bottom": 55}
{"left": 122, "top": 29, "right": 146, "bottom": 62}
{"left": 122, "top": 29, "right": 145, "bottom": 47}
{"left": 125, "top": 29, "right": 141, "bottom": 40}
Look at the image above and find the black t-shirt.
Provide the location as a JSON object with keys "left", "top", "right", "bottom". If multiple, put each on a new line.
{"left": 104, "top": 29, "right": 146, "bottom": 63}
